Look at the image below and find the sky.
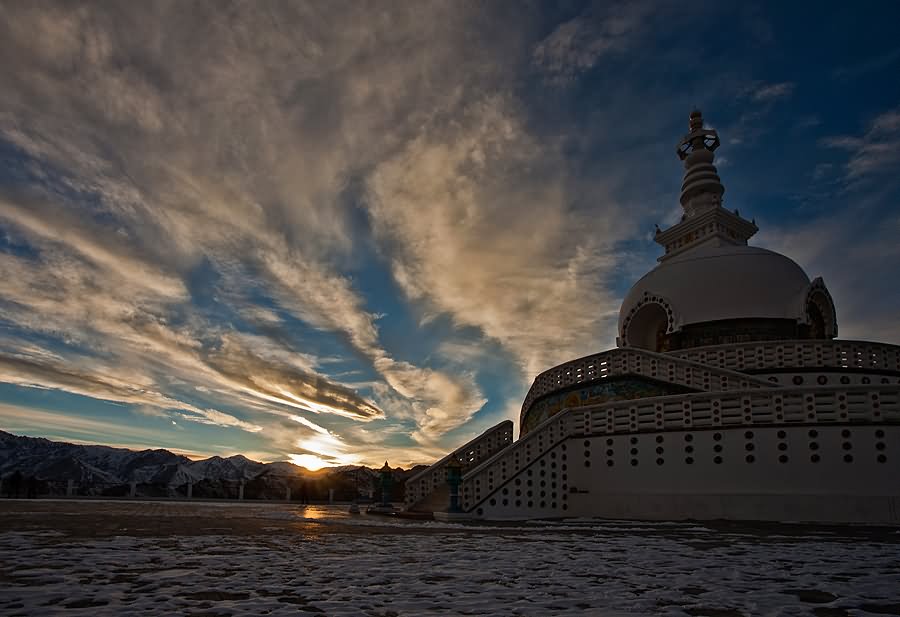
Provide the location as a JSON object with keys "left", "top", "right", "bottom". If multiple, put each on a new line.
{"left": 0, "top": 1, "right": 898, "bottom": 469}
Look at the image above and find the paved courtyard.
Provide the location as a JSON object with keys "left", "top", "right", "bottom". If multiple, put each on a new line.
{"left": 1, "top": 499, "right": 900, "bottom": 616}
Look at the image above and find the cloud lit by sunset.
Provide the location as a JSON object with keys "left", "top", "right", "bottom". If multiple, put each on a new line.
{"left": 0, "top": 2, "right": 897, "bottom": 470}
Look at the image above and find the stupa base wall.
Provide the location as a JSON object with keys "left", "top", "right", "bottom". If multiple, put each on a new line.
{"left": 468, "top": 424, "right": 900, "bottom": 524}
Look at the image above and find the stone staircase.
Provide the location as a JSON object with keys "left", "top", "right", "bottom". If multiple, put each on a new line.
{"left": 406, "top": 484, "right": 450, "bottom": 515}
{"left": 403, "top": 420, "right": 513, "bottom": 513}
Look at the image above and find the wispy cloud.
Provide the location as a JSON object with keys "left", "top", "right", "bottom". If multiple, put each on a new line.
{"left": 725, "top": 81, "right": 796, "bottom": 146}
{"left": 833, "top": 47, "right": 900, "bottom": 80}
{"left": 751, "top": 81, "right": 794, "bottom": 102}
{"left": 0, "top": 1, "right": 521, "bottom": 463}
{"left": 367, "top": 97, "right": 623, "bottom": 381}
{"left": 0, "top": 402, "right": 214, "bottom": 457}
{"left": 532, "top": 4, "right": 652, "bottom": 85}
{"left": 821, "top": 106, "right": 900, "bottom": 180}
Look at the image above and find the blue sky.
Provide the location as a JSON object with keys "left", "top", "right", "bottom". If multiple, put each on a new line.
{"left": 0, "top": 2, "right": 898, "bottom": 467}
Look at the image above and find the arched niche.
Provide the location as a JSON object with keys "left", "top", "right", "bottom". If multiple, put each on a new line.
{"left": 624, "top": 302, "right": 671, "bottom": 351}
{"left": 803, "top": 277, "right": 838, "bottom": 339}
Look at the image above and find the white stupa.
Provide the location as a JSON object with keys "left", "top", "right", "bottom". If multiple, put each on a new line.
{"left": 620, "top": 110, "right": 836, "bottom": 351}
{"left": 407, "top": 111, "right": 899, "bottom": 524}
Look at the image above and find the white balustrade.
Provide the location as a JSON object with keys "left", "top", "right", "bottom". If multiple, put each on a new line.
{"left": 670, "top": 340, "right": 900, "bottom": 373}
{"left": 521, "top": 347, "right": 774, "bottom": 419}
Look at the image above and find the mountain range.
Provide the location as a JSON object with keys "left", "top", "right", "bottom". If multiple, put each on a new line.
{"left": 0, "top": 430, "right": 424, "bottom": 500}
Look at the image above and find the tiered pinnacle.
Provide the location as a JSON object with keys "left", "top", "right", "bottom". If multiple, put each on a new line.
{"left": 677, "top": 109, "right": 725, "bottom": 218}
{"left": 655, "top": 110, "right": 758, "bottom": 261}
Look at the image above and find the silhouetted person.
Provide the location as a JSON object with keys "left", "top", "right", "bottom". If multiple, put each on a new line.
{"left": 6, "top": 471, "right": 23, "bottom": 498}
{"left": 26, "top": 475, "right": 38, "bottom": 499}
{"left": 299, "top": 481, "right": 309, "bottom": 505}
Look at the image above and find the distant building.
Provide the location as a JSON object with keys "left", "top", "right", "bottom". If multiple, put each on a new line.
{"left": 406, "top": 111, "right": 899, "bottom": 523}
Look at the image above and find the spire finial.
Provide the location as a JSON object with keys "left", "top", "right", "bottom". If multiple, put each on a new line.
{"left": 677, "top": 109, "right": 720, "bottom": 161}
{"left": 689, "top": 109, "right": 703, "bottom": 132}
{"left": 676, "top": 110, "right": 725, "bottom": 217}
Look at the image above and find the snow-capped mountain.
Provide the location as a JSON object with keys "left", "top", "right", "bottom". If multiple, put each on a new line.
{"left": 187, "top": 455, "right": 267, "bottom": 481}
{"left": 0, "top": 430, "right": 289, "bottom": 485}
{"left": 0, "top": 430, "right": 419, "bottom": 500}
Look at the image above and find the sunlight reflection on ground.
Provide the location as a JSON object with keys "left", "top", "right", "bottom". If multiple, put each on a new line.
{"left": 1, "top": 500, "right": 899, "bottom": 616}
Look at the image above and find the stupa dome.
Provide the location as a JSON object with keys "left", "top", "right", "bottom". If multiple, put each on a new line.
{"left": 617, "top": 110, "right": 837, "bottom": 351}
{"left": 619, "top": 246, "right": 808, "bottom": 341}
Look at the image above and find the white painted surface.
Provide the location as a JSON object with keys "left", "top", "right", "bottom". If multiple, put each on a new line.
{"left": 619, "top": 245, "right": 812, "bottom": 335}
{"left": 470, "top": 425, "right": 900, "bottom": 523}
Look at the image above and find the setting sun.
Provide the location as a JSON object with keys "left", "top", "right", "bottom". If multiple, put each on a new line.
{"left": 288, "top": 454, "right": 333, "bottom": 471}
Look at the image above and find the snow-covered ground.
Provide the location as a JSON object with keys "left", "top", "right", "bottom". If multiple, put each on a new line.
{"left": 1, "top": 501, "right": 900, "bottom": 616}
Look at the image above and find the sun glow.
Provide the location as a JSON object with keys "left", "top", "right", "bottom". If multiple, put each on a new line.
{"left": 288, "top": 453, "right": 334, "bottom": 471}
{"left": 289, "top": 419, "right": 360, "bottom": 470}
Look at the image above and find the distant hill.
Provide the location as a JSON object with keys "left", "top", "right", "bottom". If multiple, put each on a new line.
{"left": 0, "top": 430, "right": 425, "bottom": 501}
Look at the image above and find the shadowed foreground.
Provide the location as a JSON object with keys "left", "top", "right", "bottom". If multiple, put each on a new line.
{"left": 1, "top": 500, "right": 900, "bottom": 616}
